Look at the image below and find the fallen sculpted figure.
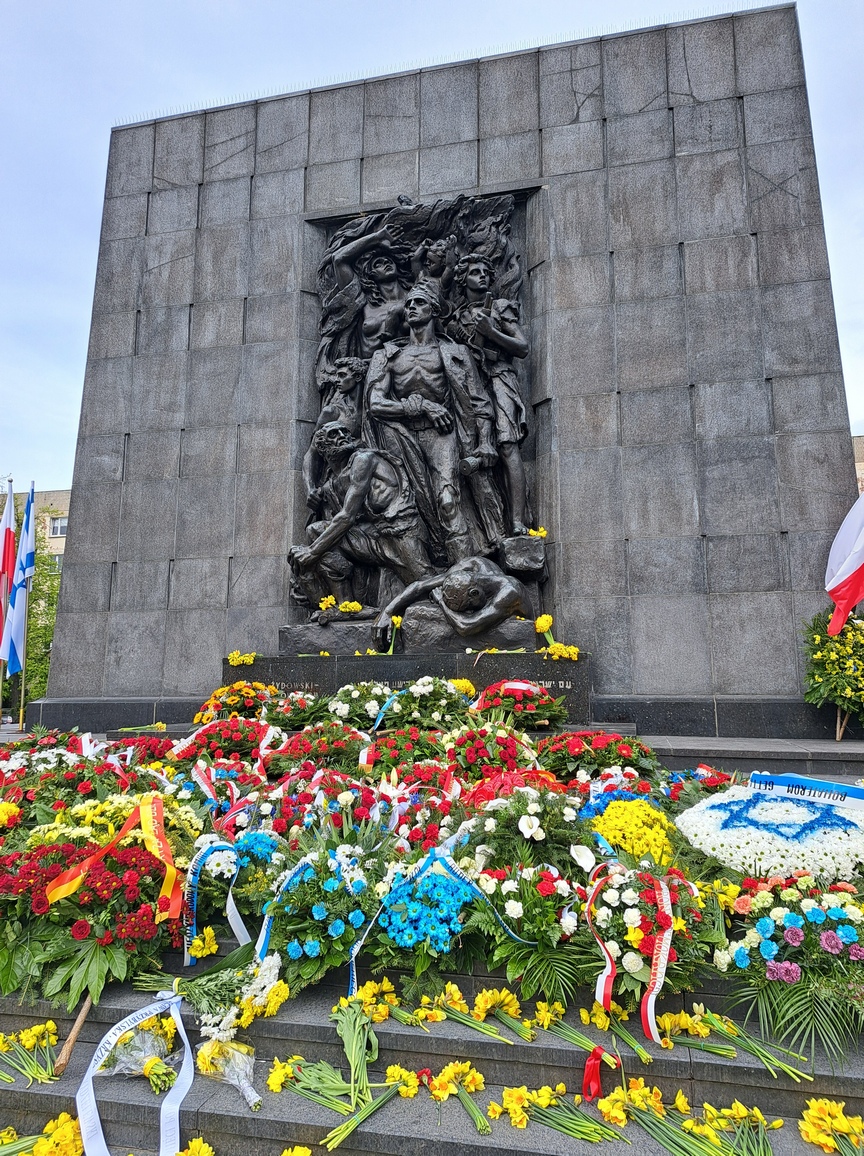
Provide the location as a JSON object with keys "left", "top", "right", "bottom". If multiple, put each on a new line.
{"left": 371, "top": 555, "right": 529, "bottom": 651}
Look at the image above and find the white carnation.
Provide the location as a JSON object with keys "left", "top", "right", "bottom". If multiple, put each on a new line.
{"left": 504, "top": 900, "right": 523, "bottom": 919}
{"left": 621, "top": 952, "right": 644, "bottom": 975}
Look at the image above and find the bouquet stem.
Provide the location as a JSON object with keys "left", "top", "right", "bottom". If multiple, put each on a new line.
{"left": 541, "top": 1022, "right": 617, "bottom": 1067}
{"left": 534, "top": 1100, "right": 624, "bottom": 1143}
{"left": 441, "top": 1007, "right": 513, "bottom": 1044}
{"left": 321, "top": 1081, "right": 402, "bottom": 1151}
{"left": 456, "top": 1085, "right": 491, "bottom": 1134}
{"left": 493, "top": 1009, "right": 536, "bottom": 1042}
{"left": 702, "top": 1012, "right": 812, "bottom": 1083}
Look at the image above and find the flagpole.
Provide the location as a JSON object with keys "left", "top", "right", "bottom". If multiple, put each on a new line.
{"left": 17, "top": 576, "right": 31, "bottom": 733}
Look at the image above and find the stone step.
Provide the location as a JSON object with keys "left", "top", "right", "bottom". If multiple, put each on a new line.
{"left": 644, "top": 733, "right": 864, "bottom": 779}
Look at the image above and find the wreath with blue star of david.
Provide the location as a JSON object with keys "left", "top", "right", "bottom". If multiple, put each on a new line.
{"left": 707, "top": 793, "right": 857, "bottom": 842}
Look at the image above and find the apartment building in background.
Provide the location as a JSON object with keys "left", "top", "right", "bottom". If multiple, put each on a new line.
{"left": 0, "top": 489, "right": 71, "bottom": 571}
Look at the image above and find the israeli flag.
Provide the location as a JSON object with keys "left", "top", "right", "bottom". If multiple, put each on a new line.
{"left": 0, "top": 483, "right": 36, "bottom": 677}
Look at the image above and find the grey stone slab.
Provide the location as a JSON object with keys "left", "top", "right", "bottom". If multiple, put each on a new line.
{"left": 73, "top": 434, "right": 125, "bottom": 483}
{"left": 105, "top": 125, "right": 153, "bottom": 197}
{"left": 620, "top": 385, "right": 692, "bottom": 445}
{"left": 234, "top": 470, "right": 290, "bottom": 555}
{"left": 608, "top": 160, "right": 677, "bottom": 248}
{"left": 776, "top": 431, "right": 858, "bottom": 532}
{"left": 686, "top": 289, "right": 763, "bottom": 382}
{"left": 141, "top": 230, "right": 195, "bottom": 306}
{"left": 186, "top": 346, "right": 241, "bottom": 425}
{"left": 169, "top": 557, "right": 230, "bottom": 610}
{"left": 528, "top": 313, "right": 549, "bottom": 403}
{"left": 199, "top": 176, "right": 250, "bottom": 226}
{"left": 125, "top": 429, "right": 181, "bottom": 481}
{"left": 603, "top": 29, "right": 667, "bottom": 116}
{"left": 174, "top": 475, "right": 236, "bottom": 558}
{"left": 305, "top": 158, "right": 361, "bottom": 210}
{"left": 479, "top": 132, "right": 540, "bottom": 186}
{"left": 46, "top": 612, "right": 109, "bottom": 697}
{"left": 57, "top": 562, "right": 113, "bottom": 614}
{"left": 308, "top": 84, "right": 363, "bottom": 164}
{"left": 180, "top": 425, "right": 237, "bottom": 477}
{"left": 193, "top": 223, "right": 249, "bottom": 301}
{"left": 63, "top": 483, "right": 122, "bottom": 563}
{"left": 239, "top": 341, "right": 295, "bottom": 424}
{"left": 249, "top": 217, "right": 298, "bottom": 296}
{"left": 204, "top": 104, "right": 256, "bottom": 179}
{"left": 163, "top": 608, "right": 227, "bottom": 693}
{"left": 548, "top": 169, "right": 606, "bottom": 256}
{"left": 541, "top": 121, "right": 603, "bottom": 176}
{"left": 228, "top": 555, "right": 288, "bottom": 607}
{"left": 673, "top": 99, "right": 741, "bottom": 155}
{"left": 526, "top": 260, "right": 548, "bottom": 317}
{"left": 557, "top": 447, "right": 623, "bottom": 538}
{"left": 130, "top": 352, "right": 187, "bottom": 431}
{"left": 747, "top": 139, "right": 821, "bottom": 231}
{"left": 255, "top": 94, "right": 309, "bottom": 174}
{"left": 608, "top": 110, "right": 672, "bottom": 166}
{"left": 153, "top": 115, "right": 204, "bottom": 190}
{"left": 613, "top": 244, "right": 680, "bottom": 301}
{"left": 744, "top": 86, "right": 810, "bottom": 146}
{"left": 550, "top": 254, "right": 610, "bottom": 309}
{"left": 479, "top": 53, "right": 539, "bottom": 138}
{"left": 787, "top": 531, "right": 835, "bottom": 591}
{"left": 245, "top": 294, "right": 296, "bottom": 344}
{"left": 628, "top": 535, "right": 707, "bottom": 595}
{"left": 548, "top": 305, "right": 614, "bottom": 394}
{"left": 92, "top": 237, "right": 144, "bottom": 313}
{"left": 101, "top": 194, "right": 148, "bottom": 241}
{"left": 772, "top": 372, "right": 850, "bottom": 434}
{"left": 189, "top": 298, "right": 245, "bottom": 349}
{"left": 734, "top": 7, "right": 804, "bottom": 95}
{"left": 87, "top": 311, "right": 136, "bottom": 360}
{"left": 419, "top": 63, "right": 477, "bottom": 147}
{"left": 146, "top": 186, "right": 198, "bottom": 234}
{"left": 237, "top": 424, "right": 291, "bottom": 472}
{"left": 706, "top": 533, "right": 785, "bottom": 593}
{"left": 539, "top": 40, "right": 603, "bottom": 127}
{"left": 298, "top": 286, "right": 321, "bottom": 340}
{"left": 757, "top": 225, "right": 830, "bottom": 287}
{"left": 78, "top": 357, "right": 133, "bottom": 437}
{"left": 117, "top": 479, "right": 178, "bottom": 561}
{"left": 251, "top": 168, "right": 305, "bottom": 218}
{"left": 295, "top": 342, "right": 320, "bottom": 419}
{"left": 699, "top": 435, "right": 781, "bottom": 535}
{"left": 557, "top": 595, "right": 632, "bottom": 695}
{"left": 676, "top": 149, "right": 748, "bottom": 239}
{"left": 417, "top": 140, "right": 478, "bottom": 196}
{"left": 556, "top": 393, "right": 619, "bottom": 447}
{"left": 683, "top": 234, "right": 756, "bottom": 294}
{"left": 631, "top": 594, "right": 712, "bottom": 694}
{"left": 616, "top": 296, "right": 687, "bottom": 389}
{"left": 228, "top": 606, "right": 288, "bottom": 653}
{"left": 666, "top": 18, "right": 735, "bottom": 105}
{"left": 362, "top": 149, "right": 419, "bottom": 204}
{"left": 364, "top": 73, "right": 419, "bottom": 156}
{"left": 137, "top": 305, "right": 189, "bottom": 354}
{"left": 693, "top": 380, "right": 772, "bottom": 439}
{"left": 557, "top": 539, "right": 627, "bottom": 595}
{"left": 110, "top": 560, "right": 170, "bottom": 611}
{"left": 710, "top": 592, "right": 798, "bottom": 695}
{"left": 622, "top": 443, "right": 700, "bottom": 537}
{"left": 762, "top": 281, "right": 842, "bottom": 377}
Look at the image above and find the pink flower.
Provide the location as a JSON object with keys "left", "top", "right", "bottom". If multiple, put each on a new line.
{"left": 820, "top": 930, "right": 844, "bottom": 955}
{"left": 784, "top": 926, "right": 804, "bottom": 946}
{"left": 780, "top": 961, "right": 801, "bottom": 983}
{"left": 849, "top": 942, "right": 864, "bottom": 961}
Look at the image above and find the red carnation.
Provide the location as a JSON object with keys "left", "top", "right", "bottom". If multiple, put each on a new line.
{"left": 157, "top": 895, "right": 171, "bottom": 912}
{"left": 77, "top": 781, "right": 93, "bottom": 794}
{"left": 655, "top": 912, "right": 673, "bottom": 930}
{"left": 51, "top": 800, "right": 67, "bottom": 811}
{"left": 71, "top": 919, "right": 91, "bottom": 940}
{"left": 536, "top": 880, "right": 557, "bottom": 897}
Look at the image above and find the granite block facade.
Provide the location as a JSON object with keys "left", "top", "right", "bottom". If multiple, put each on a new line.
{"left": 48, "top": 4, "right": 856, "bottom": 734}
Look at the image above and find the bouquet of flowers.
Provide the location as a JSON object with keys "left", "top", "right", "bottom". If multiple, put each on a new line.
{"left": 470, "top": 680, "right": 568, "bottom": 728}
{"left": 325, "top": 682, "right": 393, "bottom": 728}
{"left": 193, "top": 680, "right": 278, "bottom": 724}
{"left": 196, "top": 1039, "right": 261, "bottom": 1110}
{"left": 171, "top": 718, "right": 275, "bottom": 765}
{"left": 536, "top": 730, "right": 662, "bottom": 779}
{"left": 459, "top": 786, "right": 588, "bottom": 876}
{"left": 379, "top": 677, "right": 471, "bottom": 729}
{"left": 360, "top": 728, "right": 443, "bottom": 773}
{"left": 265, "top": 723, "right": 368, "bottom": 777}
{"left": 265, "top": 691, "right": 331, "bottom": 730}
{"left": 442, "top": 724, "right": 537, "bottom": 781}
{"left": 97, "top": 1015, "right": 178, "bottom": 1093}
{"left": 371, "top": 860, "right": 476, "bottom": 976}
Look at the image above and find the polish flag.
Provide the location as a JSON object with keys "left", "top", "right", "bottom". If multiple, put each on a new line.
{"left": 0, "top": 481, "right": 15, "bottom": 638}
{"left": 826, "top": 490, "right": 864, "bottom": 635}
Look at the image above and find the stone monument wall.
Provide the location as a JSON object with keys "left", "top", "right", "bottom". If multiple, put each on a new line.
{"left": 45, "top": 4, "right": 858, "bottom": 735}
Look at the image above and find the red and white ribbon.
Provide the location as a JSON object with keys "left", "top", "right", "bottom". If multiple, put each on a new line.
{"left": 640, "top": 878, "right": 675, "bottom": 1044}
{"left": 585, "top": 868, "right": 619, "bottom": 1009}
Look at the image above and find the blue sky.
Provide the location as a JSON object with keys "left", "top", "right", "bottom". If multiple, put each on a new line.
{"left": 1, "top": 0, "right": 862, "bottom": 491}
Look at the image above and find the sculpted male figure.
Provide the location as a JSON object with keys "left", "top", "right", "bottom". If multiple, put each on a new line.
{"left": 289, "top": 422, "right": 434, "bottom": 609}
{"left": 365, "top": 281, "right": 503, "bottom": 564}
{"left": 371, "top": 556, "right": 529, "bottom": 651}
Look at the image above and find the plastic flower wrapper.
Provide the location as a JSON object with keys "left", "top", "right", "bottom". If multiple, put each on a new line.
{"left": 96, "top": 1015, "right": 179, "bottom": 1093}
{"left": 196, "top": 1039, "right": 261, "bottom": 1111}
{"left": 488, "top": 1083, "right": 620, "bottom": 1143}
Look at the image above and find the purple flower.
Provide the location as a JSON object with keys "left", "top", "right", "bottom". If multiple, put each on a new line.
{"left": 765, "top": 961, "right": 783, "bottom": 981}
{"left": 820, "top": 930, "right": 844, "bottom": 955}
{"left": 784, "top": 926, "right": 804, "bottom": 946}
{"left": 779, "top": 961, "right": 801, "bottom": 983}
{"left": 849, "top": 942, "right": 864, "bottom": 962}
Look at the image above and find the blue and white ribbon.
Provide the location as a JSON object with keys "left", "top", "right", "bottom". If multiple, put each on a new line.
{"left": 748, "top": 771, "right": 864, "bottom": 811}
{"left": 254, "top": 851, "right": 318, "bottom": 960}
{"left": 77, "top": 992, "right": 193, "bottom": 1156}
{"left": 183, "top": 843, "right": 251, "bottom": 966}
